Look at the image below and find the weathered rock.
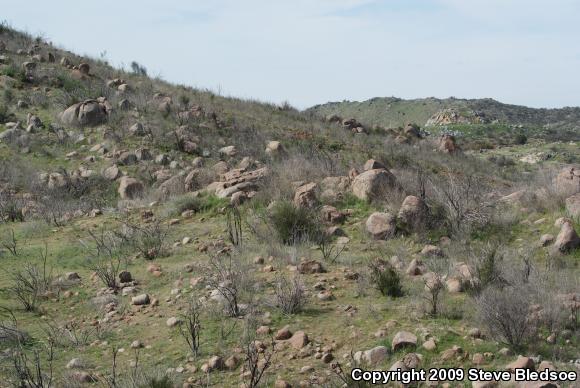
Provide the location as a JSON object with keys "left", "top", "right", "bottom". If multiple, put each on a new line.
{"left": 288, "top": 331, "right": 309, "bottom": 349}
{"left": 392, "top": 331, "right": 417, "bottom": 351}
{"left": 320, "top": 205, "right": 345, "bottom": 224}
{"left": 60, "top": 99, "right": 109, "bottom": 127}
{"left": 553, "top": 220, "right": 580, "bottom": 252}
{"left": 406, "top": 258, "right": 426, "bottom": 276}
{"left": 365, "top": 212, "right": 396, "bottom": 240}
{"left": 275, "top": 326, "right": 292, "bottom": 340}
{"left": 294, "top": 182, "right": 318, "bottom": 208}
{"left": 297, "top": 260, "right": 325, "bottom": 274}
{"left": 565, "top": 193, "right": 580, "bottom": 218}
{"left": 265, "top": 140, "right": 285, "bottom": 157}
{"left": 166, "top": 317, "right": 182, "bottom": 327}
{"left": 354, "top": 346, "right": 389, "bottom": 365}
{"left": 363, "top": 159, "right": 386, "bottom": 171}
{"left": 129, "top": 123, "right": 146, "bottom": 136}
{"left": 103, "top": 165, "right": 121, "bottom": 181}
{"left": 131, "top": 294, "right": 150, "bottom": 306}
{"left": 554, "top": 166, "right": 580, "bottom": 195}
{"left": 219, "top": 146, "right": 237, "bottom": 157}
{"left": 320, "top": 176, "right": 350, "bottom": 201}
{"left": 398, "top": 195, "right": 428, "bottom": 231}
{"left": 117, "top": 151, "right": 137, "bottom": 166}
{"left": 352, "top": 169, "right": 398, "bottom": 201}
{"left": 118, "top": 177, "right": 144, "bottom": 199}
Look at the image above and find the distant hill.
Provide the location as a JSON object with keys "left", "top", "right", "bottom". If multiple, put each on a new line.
{"left": 307, "top": 97, "right": 580, "bottom": 130}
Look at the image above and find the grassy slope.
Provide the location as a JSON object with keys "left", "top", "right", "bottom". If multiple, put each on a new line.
{"left": 0, "top": 26, "right": 579, "bottom": 387}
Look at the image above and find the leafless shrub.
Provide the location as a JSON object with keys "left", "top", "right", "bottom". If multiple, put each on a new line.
{"left": 205, "top": 253, "right": 247, "bottom": 317}
{"left": 80, "top": 227, "right": 126, "bottom": 290}
{"left": 42, "top": 318, "right": 106, "bottom": 348}
{"left": 475, "top": 284, "right": 537, "bottom": 350}
{"left": 7, "top": 339, "right": 55, "bottom": 388}
{"left": 1, "top": 228, "right": 19, "bottom": 256}
{"left": 7, "top": 246, "right": 53, "bottom": 311}
{"left": 178, "top": 296, "right": 202, "bottom": 357}
{"left": 318, "top": 232, "right": 346, "bottom": 264}
{"left": 241, "top": 313, "right": 275, "bottom": 388}
{"left": 272, "top": 274, "right": 306, "bottom": 315}
{"left": 0, "top": 190, "right": 25, "bottom": 222}
{"left": 115, "top": 219, "right": 168, "bottom": 260}
{"left": 422, "top": 256, "right": 451, "bottom": 316}
{"left": 430, "top": 172, "right": 493, "bottom": 237}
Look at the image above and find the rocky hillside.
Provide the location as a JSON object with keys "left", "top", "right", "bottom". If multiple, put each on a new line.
{"left": 308, "top": 96, "right": 580, "bottom": 131}
{"left": 0, "top": 26, "right": 579, "bottom": 387}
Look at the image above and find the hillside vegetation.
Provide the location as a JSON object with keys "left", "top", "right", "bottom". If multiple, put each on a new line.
{"left": 0, "top": 24, "right": 579, "bottom": 387}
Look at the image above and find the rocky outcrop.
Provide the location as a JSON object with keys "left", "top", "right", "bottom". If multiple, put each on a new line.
{"left": 426, "top": 109, "right": 489, "bottom": 126}
{"left": 204, "top": 167, "right": 267, "bottom": 200}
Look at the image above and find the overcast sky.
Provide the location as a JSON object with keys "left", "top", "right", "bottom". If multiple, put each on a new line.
{"left": 2, "top": 0, "right": 579, "bottom": 109}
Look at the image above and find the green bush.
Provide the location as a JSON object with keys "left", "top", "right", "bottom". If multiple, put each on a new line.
{"left": 369, "top": 261, "right": 404, "bottom": 297}
{"left": 269, "top": 201, "right": 320, "bottom": 245}
{"left": 171, "top": 194, "right": 228, "bottom": 216}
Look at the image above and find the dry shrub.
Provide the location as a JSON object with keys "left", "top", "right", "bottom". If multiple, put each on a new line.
{"left": 272, "top": 274, "right": 306, "bottom": 315}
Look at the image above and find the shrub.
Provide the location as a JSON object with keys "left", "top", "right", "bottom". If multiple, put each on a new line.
{"left": 80, "top": 228, "right": 126, "bottom": 290}
{"left": 115, "top": 220, "right": 168, "bottom": 260}
{"left": 268, "top": 201, "right": 320, "bottom": 245}
{"left": 177, "top": 296, "right": 202, "bottom": 357}
{"left": 368, "top": 260, "right": 404, "bottom": 298}
{"left": 7, "top": 247, "right": 53, "bottom": 311}
{"left": 475, "top": 284, "right": 537, "bottom": 350}
{"left": 273, "top": 274, "right": 306, "bottom": 315}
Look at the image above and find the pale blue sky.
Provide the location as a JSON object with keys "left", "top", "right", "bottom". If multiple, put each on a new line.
{"left": 2, "top": 0, "right": 579, "bottom": 109}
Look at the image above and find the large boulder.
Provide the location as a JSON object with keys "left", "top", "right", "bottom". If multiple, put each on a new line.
{"left": 294, "top": 182, "right": 318, "bottom": 208}
{"left": 553, "top": 220, "right": 580, "bottom": 253}
{"left": 265, "top": 141, "right": 285, "bottom": 157}
{"left": 352, "top": 169, "right": 398, "bottom": 201}
{"left": 320, "top": 176, "right": 350, "bottom": 202}
{"left": 354, "top": 346, "right": 389, "bottom": 366}
{"left": 398, "top": 195, "right": 428, "bottom": 231}
{"left": 60, "top": 99, "right": 109, "bottom": 126}
{"left": 118, "top": 177, "right": 144, "bottom": 200}
{"left": 565, "top": 193, "right": 580, "bottom": 219}
{"left": 392, "top": 331, "right": 417, "bottom": 351}
{"left": 365, "top": 212, "right": 396, "bottom": 240}
{"left": 554, "top": 166, "right": 580, "bottom": 195}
